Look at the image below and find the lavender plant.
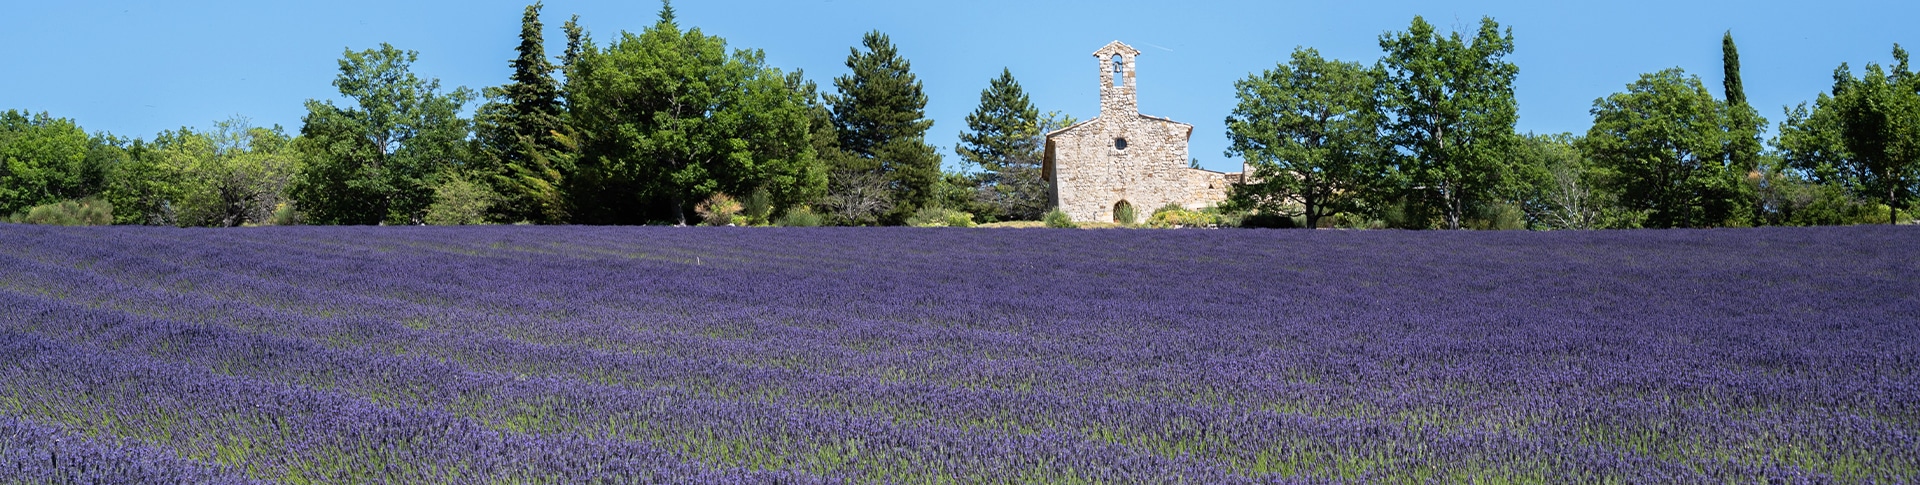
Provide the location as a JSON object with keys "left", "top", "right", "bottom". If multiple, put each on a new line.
{"left": 0, "top": 224, "right": 1913, "bottom": 483}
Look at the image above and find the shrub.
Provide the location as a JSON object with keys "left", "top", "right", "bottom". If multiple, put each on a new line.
{"left": 907, "top": 207, "right": 976, "bottom": 227}
{"left": 1238, "top": 212, "right": 1297, "bottom": 229}
{"left": 267, "top": 202, "right": 303, "bottom": 226}
{"left": 1146, "top": 204, "right": 1218, "bottom": 228}
{"left": 776, "top": 207, "right": 824, "bottom": 227}
{"left": 10, "top": 199, "right": 113, "bottom": 226}
{"left": 1113, "top": 202, "right": 1136, "bottom": 225}
{"left": 740, "top": 187, "right": 773, "bottom": 226}
{"left": 694, "top": 193, "right": 743, "bottom": 226}
{"left": 1043, "top": 209, "right": 1077, "bottom": 228}
{"left": 1468, "top": 202, "right": 1529, "bottom": 230}
{"left": 424, "top": 175, "right": 501, "bottom": 226}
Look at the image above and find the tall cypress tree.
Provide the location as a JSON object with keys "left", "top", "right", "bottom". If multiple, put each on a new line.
{"left": 827, "top": 31, "right": 941, "bottom": 224}
{"left": 1722, "top": 31, "right": 1765, "bottom": 225}
{"left": 1722, "top": 31, "right": 1747, "bottom": 107}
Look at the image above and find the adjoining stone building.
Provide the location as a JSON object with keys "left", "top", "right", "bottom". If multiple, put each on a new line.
{"left": 1043, "top": 41, "right": 1240, "bottom": 223}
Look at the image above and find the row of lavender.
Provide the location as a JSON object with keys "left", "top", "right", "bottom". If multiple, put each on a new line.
{"left": 1, "top": 224, "right": 1915, "bottom": 483}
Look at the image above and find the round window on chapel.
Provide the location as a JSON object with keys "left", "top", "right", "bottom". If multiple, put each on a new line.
{"left": 1115, "top": 138, "right": 1128, "bottom": 150}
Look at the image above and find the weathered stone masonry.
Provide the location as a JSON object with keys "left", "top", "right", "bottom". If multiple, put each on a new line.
{"left": 1043, "top": 41, "right": 1239, "bottom": 223}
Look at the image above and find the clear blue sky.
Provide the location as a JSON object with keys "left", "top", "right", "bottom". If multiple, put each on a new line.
{"left": 2, "top": 0, "right": 1912, "bottom": 173}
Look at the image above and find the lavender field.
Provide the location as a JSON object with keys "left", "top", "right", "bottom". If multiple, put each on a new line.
{"left": 0, "top": 225, "right": 1915, "bottom": 484}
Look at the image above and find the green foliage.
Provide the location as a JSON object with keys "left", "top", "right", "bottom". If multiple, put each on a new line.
{"left": 1145, "top": 204, "right": 1218, "bottom": 228}
{"left": 1466, "top": 202, "right": 1528, "bottom": 230}
{"left": 1770, "top": 177, "right": 1903, "bottom": 226}
{"left": 423, "top": 172, "right": 502, "bottom": 226}
{"left": 1237, "top": 211, "right": 1299, "bottom": 229}
{"left": 1777, "top": 44, "right": 1920, "bottom": 225}
{"left": 826, "top": 31, "right": 942, "bottom": 224}
{"left": 775, "top": 206, "right": 824, "bottom": 227}
{"left": 566, "top": 6, "right": 820, "bottom": 225}
{"left": 1378, "top": 16, "right": 1521, "bottom": 230}
{"left": 958, "top": 68, "right": 1040, "bottom": 172}
{"left": 1585, "top": 68, "right": 1753, "bottom": 228}
{"left": 0, "top": 110, "right": 104, "bottom": 216}
{"left": 474, "top": 2, "right": 572, "bottom": 224}
{"left": 100, "top": 122, "right": 293, "bottom": 227}
{"left": 291, "top": 44, "right": 476, "bottom": 225}
{"left": 739, "top": 186, "right": 773, "bottom": 226}
{"left": 1225, "top": 47, "right": 1385, "bottom": 230}
{"left": 7, "top": 198, "right": 112, "bottom": 225}
{"left": 1508, "top": 133, "right": 1622, "bottom": 229}
{"left": 157, "top": 120, "right": 297, "bottom": 227}
{"left": 1112, "top": 201, "right": 1136, "bottom": 225}
{"left": 931, "top": 171, "right": 993, "bottom": 222}
{"left": 268, "top": 202, "right": 303, "bottom": 226}
{"left": 954, "top": 69, "right": 1055, "bottom": 222}
{"left": 1043, "top": 208, "right": 1076, "bottom": 228}
{"left": 905, "top": 206, "right": 975, "bottom": 227}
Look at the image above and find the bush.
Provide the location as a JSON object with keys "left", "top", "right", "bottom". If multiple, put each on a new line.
{"left": 1238, "top": 211, "right": 1297, "bottom": 229}
{"left": 907, "top": 207, "right": 976, "bottom": 227}
{"left": 740, "top": 187, "right": 773, "bottom": 226}
{"left": 694, "top": 193, "right": 743, "bottom": 226}
{"left": 1043, "top": 208, "right": 1077, "bottom": 228}
{"left": 267, "top": 202, "right": 303, "bottom": 226}
{"left": 9, "top": 199, "right": 113, "bottom": 226}
{"left": 1146, "top": 204, "right": 1218, "bottom": 228}
{"left": 424, "top": 174, "right": 502, "bottom": 226}
{"left": 1113, "top": 202, "right": 1136, "bottom": 225}
{"left": 776, "top": 207, "right": 824, "bottom": 227}
{"left": 1468, "top": 202, "right": 1529, "bottom": 230}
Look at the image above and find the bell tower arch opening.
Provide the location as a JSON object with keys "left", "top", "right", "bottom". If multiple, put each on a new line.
{"left": 1094, "top": 41, "right": 1141, "bottom": 118}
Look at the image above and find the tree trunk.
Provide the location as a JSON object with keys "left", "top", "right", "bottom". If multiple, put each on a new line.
{"left": 673, "top": 195, "right": 688, "bottom": 226}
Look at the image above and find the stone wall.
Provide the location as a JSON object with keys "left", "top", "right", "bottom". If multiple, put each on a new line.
{"left": 1043, "top": 41, "right": 1237, "bottom": 223}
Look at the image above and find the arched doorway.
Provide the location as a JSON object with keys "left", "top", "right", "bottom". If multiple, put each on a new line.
{"left": 1112, "top": 200, "right": 1135, "bottom": 224}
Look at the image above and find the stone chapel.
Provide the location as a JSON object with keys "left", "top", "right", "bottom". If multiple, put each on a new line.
{"left": 1044, "top": 41, "right": 1240, "bottom": 223}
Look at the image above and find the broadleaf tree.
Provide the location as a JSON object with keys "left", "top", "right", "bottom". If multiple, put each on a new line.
{"left": 1583, "top": 68, "right": 1750, "bottom": 228}
{"left": 1377, "top": 16, "right": 1521, "bottom": 230}
{"left": 0, "top": 111, "right": 102, "bottom": 216}
{"left": 566, "top": 1, "right": 820, "bottom": 225}
{"left": 1777, "top": 46, "right": 1920, "bottom": 225}
{"left": 291, "top": 44, "right": 476, "bottom": 225}
{"left": 1225, "top": 47, "right": 1386, "bottom": 229}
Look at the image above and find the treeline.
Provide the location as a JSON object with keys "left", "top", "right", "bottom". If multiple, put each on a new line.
{"left": 4, "top": 8, "right": 1914, "bottom": 229}
{"left": 1, "top": 1, "right": 1055, "bottom": 227}
{"left": 1228, "top": 17, "right": 1919, "bottom": 229}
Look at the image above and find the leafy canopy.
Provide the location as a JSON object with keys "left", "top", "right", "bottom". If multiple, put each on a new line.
{"left": 1377, "top": 16, "right": 1521, "bottom": 230}
{"left": 1225, "top": 47, "right": 1386, "bottom": 229}
{"left": 291, "top": 43, "right": 475, "bottom": 225}
{"left": 566, "top": 1, "right": 820, "bottom": 225}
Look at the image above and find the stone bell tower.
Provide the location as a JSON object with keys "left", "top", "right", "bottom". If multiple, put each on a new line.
{"left": 1095, "top": 41, "right": 1141, "bottom": 118}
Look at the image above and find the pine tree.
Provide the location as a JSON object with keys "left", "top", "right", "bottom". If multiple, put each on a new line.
{"left": 826, "top": 31, "right": 941, "bottom": 224}
{"left": 474, "top": 2, "right": 569, "bottom": 223}
{"left": 958, "top": 68, "right": 1040, "bottom": 172}
{"left": 956, "top": 68, "right": 1049, "bottom": 221}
